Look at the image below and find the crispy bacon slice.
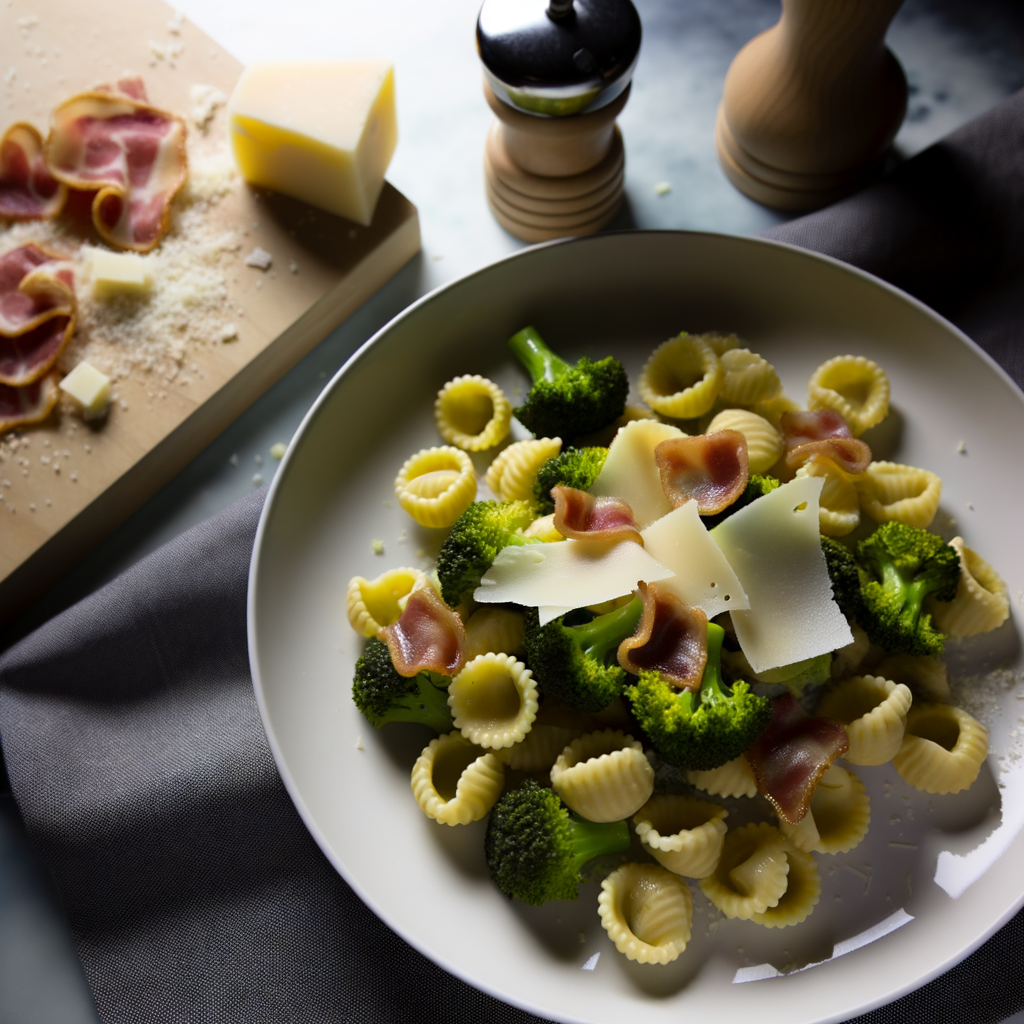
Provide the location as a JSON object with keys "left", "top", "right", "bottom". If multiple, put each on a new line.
{"left": 0, "top": 373, "right": 60, "bottom": 434}
{"left": 654, "top": 430, "right": 749, "bottom": 514}
{"left": 0, "top": 244, "right": 76, "bottom": 387}
{"left": 745, "top": 693, "right": 849, "bottom": 824}
{"left": 617, "top": 581, "right": 708, "bottom": 690}
{"left": 379, "top": 583, "right": 466, "bottom": 678}
{"left": 45, "top": 83, "right": 187, "bottom": 252}
{"left": 781, "top": 410, "right": 871, "bottom": 475}
{"left": 0, "top": 123, "right": 67, "bottom": 220}
{"left": 551, "top": 485, "right": 643, "bottom": 545}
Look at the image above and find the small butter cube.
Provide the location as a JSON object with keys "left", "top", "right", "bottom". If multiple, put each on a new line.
{"left": 59, "top": 361, "right": 111, "bottom": 419}
{"left": 228, "top": 60, "right": 398, "bottom": 226}
{"left": 87, "top": 248, "right": 151, "bottom": 295}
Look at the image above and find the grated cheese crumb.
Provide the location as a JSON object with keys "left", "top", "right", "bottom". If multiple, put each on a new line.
{"left": 252, "top": 473, "right": 263, "bottom": 485}
{"left": 655, "top": 181, "right": 672, "bottom": 195}
{"left": 371, "top": 538, "right": 385, "bottom": 555}
{"left": 244, "top": 246, "right": 273, "bottom": 270}
{"left": 956, "top": 440, "right": 967, "bottom": 454}
{"left": 270, "top": 442, "right": 286, "bottom": 460}
{"left": 355, "top": 736, "right": 364, "bottom": 750}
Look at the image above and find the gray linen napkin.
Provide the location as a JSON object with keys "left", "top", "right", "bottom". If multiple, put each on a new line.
{"left": 2, "top": 88, "right": 1024, "bottom": 1024}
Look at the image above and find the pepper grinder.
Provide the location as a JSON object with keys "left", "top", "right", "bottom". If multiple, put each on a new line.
{"left": 716, "top": 0, "right": 907, "bottom": 212}
{"left": 477, "top": 0, "right": 641, "bottom": 242}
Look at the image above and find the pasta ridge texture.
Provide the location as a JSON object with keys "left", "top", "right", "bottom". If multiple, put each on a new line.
{"left": 857, "top": 461, "right": 941, "bottom": 529}
{"left": 639, "top": 334, "right": 722, "bottom": 419}
{"left": 749, "top": 840, "right": 821, "bottom": 928}
{"left": 700, "top": 822, "right": 790, "bottom": 919}
{"left": 346, "top": 567, "right": 427, "bottom": 637}
{"left": 395, "top": 446, "right": 477, "bottom": 528}
{"left": 719, "top": 348, "right": 783, "bottom": 406}
{"left": 434, "top": 374, "right": 511, "bottom": 451}
{"left": 411, "top": 732, "right": 505, "bottom": 826}
{"left": 817, "top": 675, "right": 912, "bottom": 765}
{"left": 780, "top": 764, "right": 870, "bottom": 854}
{"left": 485, "top": 437, "right": 562, "bottom": 502}
{"left": 796, "top": 454, "right": 861, "bottom": 536}
{"left": 688, "top": 755, "right": 758, "bottom": 798}
{"left": 928, "top": 537, "right": 1009, "bottom": 637}
{"left": 462, "top": 606, "right": 526, "bottom": 661}
{"left": 893, "top": 704, "right": 988, "bottom": 794}
{"left": 808, "top": 355, "right": 890, "bottom": 436}
{"left": 706, "top": 408, "right": 782, "bottom": 474}
{"left": 448, "top": 653, "right": 538, "bottom": 750}
{"left": 634, "top": 795, "right": 729, "bottom": 878}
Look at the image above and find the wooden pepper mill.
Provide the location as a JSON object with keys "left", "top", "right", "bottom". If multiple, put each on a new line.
{"left": 477, "top": 0, "right": 641, "bottom": 242}
{"left": 716, "top": 0, "right": 908, "bottom": 212}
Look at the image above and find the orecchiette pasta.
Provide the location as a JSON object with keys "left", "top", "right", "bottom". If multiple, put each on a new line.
{"left": 687, "top": 754, "right": 758, "bottom": 799}
{"left": 857, "top": 461, "right": 941, "bottom": 529}
{"left": 498, "top": 700, "right": 590, "bottom": 772}
{"left": 462, "top": 606, "right": 526, "bottom": 661}
{"left": 808, "top": 355, "right": 890, "bottom": 436}
{"left": 749, "top": 841, "right": 821, "bottom": 929}
{"left": 874, "top": 653, "right": 951, "bottom": 703}
{"left": 831, "top": 622, "right": 871, "bottom": 680}
{"left": 704, "top": 332, "right": 741, "bottom": 356}
{"left": 411, "top": 732, "right": 505, "bottom": 826}
{"left": 448, "top": 653, "right": 538, "bottom": 750}
{"left": 706, "top": 408, "right": 782, "bottom": 474}
{"left": 893, "top": 704, "right": 988, "bottom": 794}
{"left": 598, "top": 863, "right": 693, "bottom": 965}
{"left": 639, "top": 333, "right": 722, "bottom": 419}
{"left": 634, "top": 795, "right": 728, "bottom": 878}
{"left": 752, "top": 393, "right": 802, "bottom": 430}
{"left": 927, "top": 536, "right": 1009, "bottom": 637}
{"left": 395, "top": 446, "right": 477, "bottom": 528}
{"left": 434, "top": 374, "right": 512, "bottom": 451}
{"left": 550, "top": 729, "right": 654, "bottom": 823}
{"left": 346, "top": 567, "right": 427, "bottom": 637}
{"left": 817, "top": 675, "right": 912, "bottom": 765}
{"left": 718, "top": 348, "right": 783, "bottom": 405}
{"left": 796, "top": 454, "right": 861, "bottom": 536}
{"left": 699, "top": 822, "right": 790, "bottom": 920}
{"left": 521, "top": 512, "right": 563, "bottom": 542}
{"left": 780, "top": 764, "right": 870, "bottom": 855}
{"left": 485, "top": 437, "right": 562, "bottom": 502}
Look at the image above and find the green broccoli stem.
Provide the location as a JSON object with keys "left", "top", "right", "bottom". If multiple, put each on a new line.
{"left": 508, "top": 326, "right": 571, "bottom": 384}
{"left": 568, "top": 813, "right": 631, "bottom": 872}
{"left": 877, "top": 558, "right": 931, "bottom": 630}
{"left": 700, "top": 622, "right": 727, "bottom": 700}
{"left": 570, "top": 596, "right": 644, "bottom": 662}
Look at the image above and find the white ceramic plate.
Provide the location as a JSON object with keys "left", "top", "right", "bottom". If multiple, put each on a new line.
{"left": 248, "top": 232, "right": 1024, "bottom": 1024}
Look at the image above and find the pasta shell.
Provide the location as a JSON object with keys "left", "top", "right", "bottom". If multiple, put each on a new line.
{"left": 699, "top": 822, "right": 790, "bottom": 919}
{"left": 395, "top": 446, "right": 477, "bottom": 528}
{"left": 598, "top": 863, "right": 693, "bottom": 964}
{"left": 462, "top": 606, "right": 526, "bottom": 660}
{"left": 719, "top": 348, "right": 783, "bottom": 405}
{"left": 749, "top": 841, "right": 821, "bottom": 928}
{"left": 634, "top": 795, "right": 729, "bottom": 878}
{"left": 687, "top": 754, "right": 758, "bottom": 798}
{"left": 928, "top": 537, "right": 1009, "bottom": 637}
{"left": 550, "top": 729, "right": 654, "bottom": 822}
{"left": 521, "top": 512, "right": 563, "bottom": 542}
{"left": 874, "top": 653, "right": 950, "bottom": 703}
{"left": 752, "top": 393, "right": 802, "bottom": 430}
{"left": 831, "top": 622, "right": 871, "bottom": 680}
{"left": 639, "top": 334, "right": 722, "bottom": 418}
{"left": 434, "top": 374, "right": 512, "bottom": 451}
{"left": 448, "top": 653, "right": 538, "bottom": 750}
{"left": 857, "top": 461, "right": 941, "bottom": 529}
{"left": 808, "top": 355, "right": 890, "bottom": 436}
{"left": 411, "top": 731, "right": 505, "bottom": 826}
{"left": 817, "top": 675, "right": 912, "bottom": 765}
{"left": 485, "top": 437, "right": 561, "bottom": 501}
{"left": 780, "top": 764, "right": 870, "bottom": 855}
{"left": 499, "top": 700, "right": 591, "bottom": 771}
{"left": 706, "top": 408, "right": 782, "bottom": 474}
{"left": 704, "top": 332, "right": 741, "bottom": 356}
{"left": 796, "top": 454, "right": 861, "bottom": 536}
{"left": 893, "top": 704, "right": 988, "bottom": 794}
{"left": 345, "top": 567, "right": 427, "bottom": 637}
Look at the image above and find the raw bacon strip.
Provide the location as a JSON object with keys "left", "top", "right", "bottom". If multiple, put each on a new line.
{"left": 617, "top": 581, "right": 708, "bottom": 691}
{"left": 380, "top": 583, "right": 467, "bottom": 678}
{"left": 0, "top": 373, "right": 60, "bottom": 433}
{"left": 0, "top": 123, "right": 67, "bottom": 220}
{"left": 654, "top": 430, "right": 749, "bottom": 514}
{"left": 46, "top": 85, "right": 187, "bottom": 252}
{"left": 781, "top": 409, "right": 872, "bottom": 475}
{"left": 0, "top": 244, "right": 76, "bottom": 387}
{"left": 551, "top": 485, "right": 643, "bottom": 546}
{"left": 745, "top": 693, "right": 849, "bottom": 824}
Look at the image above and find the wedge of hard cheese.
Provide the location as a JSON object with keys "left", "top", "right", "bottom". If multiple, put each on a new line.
{"left": 228, "top": 60, "right": 398, "bottom": 226}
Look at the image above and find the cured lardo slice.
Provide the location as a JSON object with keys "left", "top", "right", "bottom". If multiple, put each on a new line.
{"left": 640, "top": 501, "right": 749, "bottom": 620}
{"left": 0, "top": 373, "right": 60, "bottom": 433}
{"left": 654, "top": 430, "right": 749, "bottom": 514}
{"left": 474, "top": 538, "right": 674, "bottom": 626}
{"left": 551, "top": 485, "right": 642, "bottom": 545}
{"left": 780, "top": 409, "right": 871, "bottom": 475}
{"left": 0, "top": 244, "right": 76, "bottom": 387}
{"left": 591, "top": 419, "right": 686, "bottom": 529}
{"left": 379, "top": 583, "right": 466, "bottom": 677}
{"left": 710, "top": 476, "right": 853, "bottom": 673}
{"left": 0, "top": 123, "right": 67, "bottom": 220}
{"left": 46, "top": 83, "right": 187, "bottom": 252}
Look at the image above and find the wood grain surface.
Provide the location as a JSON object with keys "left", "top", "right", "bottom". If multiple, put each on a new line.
{"left": 0, "top": 0, "right": 421, "bottom": 625}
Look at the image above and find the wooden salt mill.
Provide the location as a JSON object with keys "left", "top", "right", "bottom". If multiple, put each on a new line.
{"left": 477, "top": 0, "right": 641, "bottom": 242}
{"left": 716, "top": 0, "right": 907, "bottom": 212}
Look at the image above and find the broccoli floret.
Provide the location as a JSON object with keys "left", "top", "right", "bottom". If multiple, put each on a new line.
{"left": 701, "top": 474, "right": 780, "bottom": 530}
{"left": 508, "top": 326, "right": 628, "bottom": 440}
{"left": 626, "top": 622, "right": 772, "bottom": 770}
{"left": 821, "top": 536, "right": 865, "bottom": 621}
{"left": 532, "top": 446, "right": 609, "bottom": 514}
{"left": 484, "top": 780, "right": 631, "bottom": 905}
{"left": 435, "top": 499, "right": 538, "bottom": 607}
{"left": 352, "top": 638, "right": 454, "bottom": 732}
{"left": 854, "top": 522, "right": 960, "bottom": 657}
{"left": 524, "top": 596, "right": 643, "bottom": 713}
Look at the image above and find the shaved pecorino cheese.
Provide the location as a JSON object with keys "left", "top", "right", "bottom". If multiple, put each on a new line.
{"left": 46, "top": 83, "right": 187, "bottom": 252}
{"left": 551, "top": 485, "right": 642, "bottom": 545}
{"left": 0, "top": 123, "right": 67, "bottom": 220}
{"left": 379, "top": 583, "right": 466, "bottom": 678}
{"left": 640, "top": 501, "right": 749, "bottom": 620}
{"left": 655, "top": 430, "right": 750, "bottom": 514}
{"left": 745, "top": 693, "right": 849, "bottom": 823}
{"left": 591, "top": 419, "right": 687, "bottom": 528}
{"left": 0, "top": 244, "right": 76, "bottom": 387}
{"left": 0, "top": 373, "right": 60, "bottom": 433}
{"left": 711, "top": 476, "right": 853, "bottom": 672}
{"left": 474, "top": 537, "right": 674, "bottom": 625}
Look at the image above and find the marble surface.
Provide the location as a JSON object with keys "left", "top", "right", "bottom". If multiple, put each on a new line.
{"left": 2, "top": 0, "right": 1024, "bottom": 1020}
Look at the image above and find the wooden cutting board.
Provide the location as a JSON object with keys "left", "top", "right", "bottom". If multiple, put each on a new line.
{"left": 0, "top": 0, "right": 421, "bottom": 626}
